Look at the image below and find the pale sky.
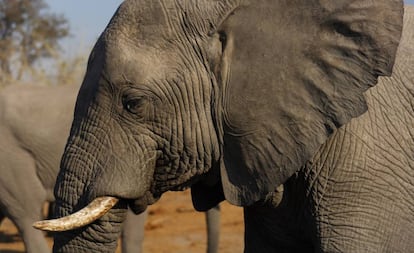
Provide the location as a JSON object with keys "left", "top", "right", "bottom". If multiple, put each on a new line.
{"left": 45, "top": 0, "right": 123, "bottom": 55}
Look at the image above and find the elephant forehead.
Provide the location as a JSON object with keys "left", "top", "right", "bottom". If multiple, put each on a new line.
{"left": 104, "top": 0, "right": 179, "bottom": 44}
{"left": 103, "top": 42, "right": 174, "bottom": 86}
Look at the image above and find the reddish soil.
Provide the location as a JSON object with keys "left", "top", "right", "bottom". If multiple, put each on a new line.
{"left": 0, "top": 190, "right": 244, "bottom": 253}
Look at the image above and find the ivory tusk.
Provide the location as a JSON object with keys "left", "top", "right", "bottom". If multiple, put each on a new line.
{"left": 33, "top": 196, "right": 119, "bottom": 232}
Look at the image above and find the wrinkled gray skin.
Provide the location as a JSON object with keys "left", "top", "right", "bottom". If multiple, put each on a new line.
{"left": 244, "top": 7, "right": 414, "bottom": 253}
{"left": 52, "top": 0, "right": 406, "bottom": 252}
{"left": 0, "top": 85, "right": 219, "bottom": 253}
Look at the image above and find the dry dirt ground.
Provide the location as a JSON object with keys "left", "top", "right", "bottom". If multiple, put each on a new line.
{"left": 0, "top": 190, "right": 244, "bottom": 253}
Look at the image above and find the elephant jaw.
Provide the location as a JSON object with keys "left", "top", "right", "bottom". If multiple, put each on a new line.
{"left": 128, "top": 191, "right": 160, "bottom": 214}
{"left": 32, "top": 196, "right": 119, "bottom": 232}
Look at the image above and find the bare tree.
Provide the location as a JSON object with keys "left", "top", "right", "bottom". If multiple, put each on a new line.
{"left": 0, "top": 0, "right": 69, "bottom": 82}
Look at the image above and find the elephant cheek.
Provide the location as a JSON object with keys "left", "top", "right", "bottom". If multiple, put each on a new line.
{"left": 88, "top": 148, "right": 159, "bottom": 202}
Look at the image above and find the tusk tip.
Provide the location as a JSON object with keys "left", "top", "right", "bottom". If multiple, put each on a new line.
{"left": 33, "top": 220, "right": 56, "bottom": 231}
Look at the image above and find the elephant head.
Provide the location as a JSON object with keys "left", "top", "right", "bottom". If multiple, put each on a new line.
{"left": 36, "top": 0, "right": 403, "bottom": 252}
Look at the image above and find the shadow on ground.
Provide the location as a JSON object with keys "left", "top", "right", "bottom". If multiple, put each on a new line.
{"left": 0, "top": 231, "right": 20, "bottom": 243}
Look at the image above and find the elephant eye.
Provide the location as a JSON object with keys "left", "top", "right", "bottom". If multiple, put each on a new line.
{"left": 123, "top": 97, "right": 146, "bottom": 115}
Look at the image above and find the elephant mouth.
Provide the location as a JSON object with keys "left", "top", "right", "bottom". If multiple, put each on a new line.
{"left": 128, "top": 191, "right": 160, "bottom": 214}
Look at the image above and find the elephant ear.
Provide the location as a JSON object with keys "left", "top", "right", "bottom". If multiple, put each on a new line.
{"left": 214, "top": 0, "right": 403, "bottom": 205}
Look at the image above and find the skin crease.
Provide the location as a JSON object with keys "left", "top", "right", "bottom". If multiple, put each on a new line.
{"left": 244, "top": 6, "right": 414, "bottom": 252}
{"left": 51, "top": 0, "right": 404, "bottom": 252}
{"left": 0, "top": 84, "right": 220, "bottom": 253}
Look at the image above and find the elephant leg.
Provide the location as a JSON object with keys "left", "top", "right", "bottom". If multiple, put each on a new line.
{"left": 0, "top": 210, "right": 5, "bottom": 225}
{"left": 13, "top": 214, "right": 50, "bottom": 253}
{"left": 47, "top": 201, "right": 55, "bottom": 219}
{"left": 0, "top": 146, "right": 49, "bottom": 253}
{"left": 206, "top": 205, "right": 220, "bottom": 253}
{"left": 121, "top": 209, "right": 148, "bottom": 253}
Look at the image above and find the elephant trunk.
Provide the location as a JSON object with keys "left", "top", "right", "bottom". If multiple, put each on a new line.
{"left": 50, "top": 130, "right": 128, "bottom": 252}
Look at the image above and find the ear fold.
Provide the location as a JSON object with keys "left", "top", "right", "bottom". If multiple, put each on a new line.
{"left": 214, "top": 0, "right": 403, "bottom": 205}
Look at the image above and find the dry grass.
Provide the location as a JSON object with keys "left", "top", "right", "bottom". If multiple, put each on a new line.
{"left": 0, "top": 50, "right": 87, "bottom": 88}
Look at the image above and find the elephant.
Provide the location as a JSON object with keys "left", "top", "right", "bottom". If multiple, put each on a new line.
{"left": 33, "top": 0, "right": 409, "bottom": 252}
{"left": 0, "top": 84, "right": 78, "bottom": 253}
{"left": 0, "top": 84, "right": 221, "bottom": 253}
